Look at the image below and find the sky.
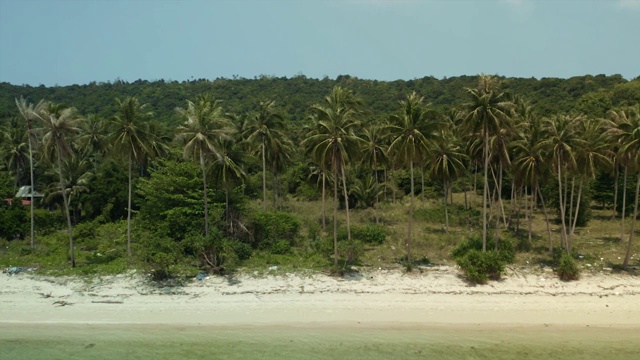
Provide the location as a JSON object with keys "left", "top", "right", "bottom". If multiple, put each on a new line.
{"left": 0, "top": 0, "right": 638, "bottom": 86}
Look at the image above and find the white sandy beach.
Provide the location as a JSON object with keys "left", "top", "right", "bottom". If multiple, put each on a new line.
{"left": 1, "top": 266, "right": 640, "bottom": 328}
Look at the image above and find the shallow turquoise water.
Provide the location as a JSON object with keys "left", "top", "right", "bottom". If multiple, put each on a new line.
{"left": 1, "top": 323, "right": 637, "bottom": 360}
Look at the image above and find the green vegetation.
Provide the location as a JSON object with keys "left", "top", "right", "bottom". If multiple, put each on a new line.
{"left": 1, "top": 74, "right": 639, "bottom": 282}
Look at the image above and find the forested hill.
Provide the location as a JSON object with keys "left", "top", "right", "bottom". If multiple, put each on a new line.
{"left": 1, "top": 74, "right": 639, "bottom": 124}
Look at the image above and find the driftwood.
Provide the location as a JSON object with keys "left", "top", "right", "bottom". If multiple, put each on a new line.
{"left": 91, "top": 300, "right": 124, "bottom": 304}
{"left": 53, "top": 300, "right": 73, "bottom": 307}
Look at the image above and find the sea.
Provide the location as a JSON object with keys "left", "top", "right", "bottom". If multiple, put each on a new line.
{"left": 1, "top": 323, "right": 637, "bottom": 360}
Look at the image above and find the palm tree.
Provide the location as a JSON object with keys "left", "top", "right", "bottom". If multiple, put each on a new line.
{"left": 461, "top": 75, "right": 513, "bottom": 251}
{"left": 512, "top": 110, "right": 553, "bottom": 248}
{"left": 245, "top": 100, "right": 288, "bottom": 211}
{"left": 360, "top": 124, "right": 391, "bottom": 222}
{"left": 33, "top": 102, "right": 82, "bottom": 267}
{"left": 540, "top": 114, "right": 580, "bottom": 253}
{"left": 107, "top": 97, "right": 155, "bottom": 256}
{"left": 176, "top": 94, "right": 230, "bottom": 238}
{"left": 303, "top": 86, "right": 363, "bottom": 266}
{"left": 388, "top": 92, "right": 441, "bottom": 263}
{"left": 607, "top": 106, "right": 640, "bottom": 268}
{"left": 429, "top": 129, "right": 467, "bottom": 233}
{"left": 0, "top": 117, "right": 29, "bottom": 190}
{"left": 15, "top": 97, "right": 47, "bottom": 249}
{"left": 210, "top": 137, "right": 247, "bottom": 231}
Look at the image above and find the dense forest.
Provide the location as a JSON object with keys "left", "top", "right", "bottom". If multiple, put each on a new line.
{"left": 1, "top": 74, "right": 639, "bottom": 281}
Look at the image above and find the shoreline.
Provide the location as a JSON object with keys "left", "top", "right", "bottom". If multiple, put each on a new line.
{"left": 2, "top": 266, "right": 640, "bottom": 327}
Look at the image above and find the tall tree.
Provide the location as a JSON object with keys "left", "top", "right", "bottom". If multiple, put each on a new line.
{"left": 15, "top": 97, "right": 47, "bottom": 249}
{"left": 303, "top": 86, "right": 363, "bottom": 266}
{"left": 541, "top": 114, "right": 580, "bottom": 253}
{"left": 175, "top": 94, "right": 230, "bottom": 238}
{"left": 461, "top": 75, "right": 513, "bottom": 251}
{"left": 360, "top": 124, "right": 391, "bottom": 223}
{"left": 388, "top": 92, "right": 440, "bottom": 263}
{"left": 108, "top": 97, "right": 155, "bottom": 256}
{"left": 33, "top": 102, "right": 82, "bottom": 266}
{"left": 607, "top": 106, "right": 640, "bottom": 268}
{"left": 429, "top": 129, "right": 467, "bottom": 233}
{"left": 245, "top": 100, "right": 288, "bottom": 211}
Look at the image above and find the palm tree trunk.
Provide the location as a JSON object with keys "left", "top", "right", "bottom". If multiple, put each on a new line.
{"left": 322, "top": 171, "right": 326, "bottom": 231}
{"left": 200, "top": 151, "right": 209, "bottom": 237}
{"left": 27, "top": 125, "right": 35, "bottom": 249}
{"left": 623, "top": 173, "right": 640, "bottom": 268}
{"left": 262, "top": 137, "right": 267, "bottom": 211}
{"left": 408, "top": 160, "right": 414, "bottom": 263}
{"left": 373, "top": 155, "right": 379, "bottom": 224}
{"left": 482, "top": 129, "right": 489, "bottom": 252}
{"left": 621, "top": 166, "right": 628, "bottom": 243}
{"left": 538, "top": 185, "right": 553, "bottom": 253}
{"left": 570, "top": 178, "right": 584, "bottom": 239}
{"left": 421, "top": 168, "right": 425, "bottom": 206}
{"left": 528, "top": 185, "right": 533, "bottom": 243}
{"left": 444, "top": 181, "right": 449, "bottom": 233}
{"left": 341, "top": 164, "right": 353, "bottom": 263}
{"left": 56, "top": 148, "right": 75, "bottom": 267}
{"left": 568, "top": 177, "right": 576, "bottom": 237}
{"left": 557, "top": 153, "right": 568, "bottom": 251}
{"left": 127, "top": 149, "right": 133, "bottom": 257}
{"left": 333, "top": 161, "right": 338, "bottom": 266}
{"left": 612, "top": 167, "right": 619, "bottom": 220}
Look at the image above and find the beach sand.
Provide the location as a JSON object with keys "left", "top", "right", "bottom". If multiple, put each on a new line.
{"left": 1, "top": 266, "right": 639, "bottom": 327}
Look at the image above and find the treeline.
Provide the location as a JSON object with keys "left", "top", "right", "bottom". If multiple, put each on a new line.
{"left": 0, "top": 74, "right": 639, "bottom": 281}
{"left": 1, "top": 74, "right": 639, "bottom": 124}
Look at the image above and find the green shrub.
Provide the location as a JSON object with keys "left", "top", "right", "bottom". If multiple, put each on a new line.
{"left": 231, "top": 241, "right": 253, "bottom": 260}
{"left": 452, "top": 235, "right": 515, "bottom": 264}
{"left": 270, "top": 240, "right": 292, "bottom": 255}
{"left": 452, "top": 236, "right": 514, "bottom": 284}
{"left": 0, "top": 201, "right": 28, "bottom": 239}
{"left": 251, "top": 211, "right": 300, "bottom": 249}
{"left": 34, "top": 209, "right": 65, "bottom": 236}
{"left": 456, "top": 249, "right": 505, "bottom": 284}
{"left": 556, "top": 251, "right": 580, "bottom": 281}
{"left": 351, "top": 224, "right": 387, "bottom": 245}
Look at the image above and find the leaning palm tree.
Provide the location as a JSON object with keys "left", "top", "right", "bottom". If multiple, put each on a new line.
{"left": 33, "top": 102, "right": 82, "bottom": 267}
{"left": 244, "top": 100, "right": 288, "bottom": 211}
{"left": 388, "top": 92, "right": 441, "bottom": 263}
{"left": 175, "top": 94, "right": 230, "bottom": 238}
{"left": 107, "top": 97, "right": 155, "bottom": 256}
{"left": 15, "top": 97, "right": 47, "bottom": 249}
{"left": 302, "top": 85, "right": 363, "bottom": 266}
{"left": 461, "top": 75, "right": 514, "bottom": 251}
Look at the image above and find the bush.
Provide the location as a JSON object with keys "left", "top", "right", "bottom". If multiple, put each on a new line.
{"left": 452, "top": 235, "right": 515, "bottom": 264}
{"left": 251, "top": 211, "right": 300, "bottom": 250}
{"left": 453, "top": 236, "right": 515, "bottom": 284}
{"left": 353, "top": 224, "right": 387, "bottom": 245}
{"left": 0, "top": 201, "right": 28, "bottom": 239}
{"left": 270, "top": 240, "right": 292, "bottom": 255}
{"left": 556, "top": 251, "right": 580, "bottom": 281}
{"left": 456, "top": 250, "right": 505, "bottom": 284}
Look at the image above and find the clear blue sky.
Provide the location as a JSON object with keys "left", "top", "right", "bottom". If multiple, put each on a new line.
{"left": 0, "top": 0, "right": 638, "bottom": 86}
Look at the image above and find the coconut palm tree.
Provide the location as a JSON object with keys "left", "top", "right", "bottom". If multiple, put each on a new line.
{"left": 607, "top": 106, "right": 640, "bottom": 268}
{"left": 540, "top": 114, "right": 581, "bottom": 253}
{"left": 429, "top": 129, "right": 467, "bottom": 233}
{"left": 303, "top": 86, "right": 363, "bottom": 266}
{"left": 388, "top": 92, "right": 441, "bottom": 263}
{"left": 15, "top": 97, "right": 47, "bottom": 249}
{"left": 461, "top": 75, "right": 514, "bottom": 251}
{"left": 512, "top": 110, "right": 553, "bottom": 248}
{"left": 0, "top": 117, "right": 29, "bottom": 190}
{"left": 360, "top": 124, "right": 391, "bottom": 222}
{"left": 33, "top": 102, "right": 82, "bottom": 267}
{"left": 175, "top": 94, "right": 230, "bottom": 238}
{"left": 210, "top": 137, "right": 247, "bottom": 231}
{"left": 244, "top": 100, "right": 288, "bottom": 211}
{"left": 107, "top": 97, "right": 155, "bottom": 256}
